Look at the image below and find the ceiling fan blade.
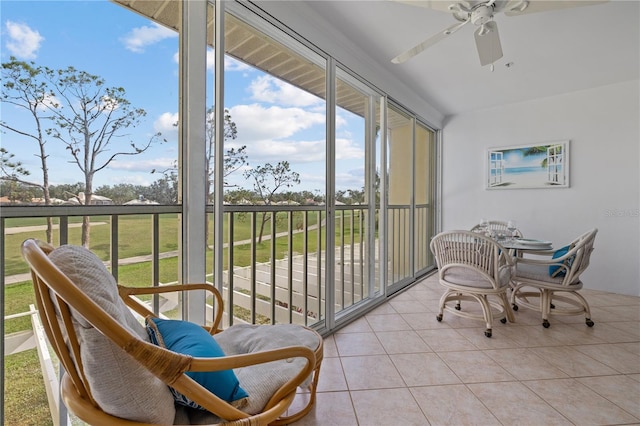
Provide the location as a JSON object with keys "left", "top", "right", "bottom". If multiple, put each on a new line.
{"left": 388, "top": 0, "right": 471, "bottom": 13}
{"left": 504, "top": 0, "right": 609, "bottom": 16}
{"left": 474, "top": 21, "right": 503, "bottom": 66}
{"left": 391, "top": 20, "right": 470, "bottom": 64}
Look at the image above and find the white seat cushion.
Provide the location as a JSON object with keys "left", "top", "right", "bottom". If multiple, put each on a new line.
{"left": 181, "top": 323, "right": 321, "bottom": 424}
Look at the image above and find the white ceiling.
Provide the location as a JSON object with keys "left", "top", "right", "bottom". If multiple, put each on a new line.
{"left": 296, "top": 0, "right": 639, "bottom": 117}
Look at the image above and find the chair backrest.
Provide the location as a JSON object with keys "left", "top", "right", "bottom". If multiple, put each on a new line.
{"left": 22, "top": 239, "right": 184, "bottom": 423}
{"left": 564, "top": 228, "right": 598, "bottom": 284}
{"left": 430, "top": 230, "right": 513, "bottom": 289}
{"left": 471, "top": 220, "right": 523, "bottom": 238}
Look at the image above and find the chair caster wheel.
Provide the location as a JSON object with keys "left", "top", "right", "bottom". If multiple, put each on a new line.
{"left": 436, "top": 314, "right": 443, "bottom": 322}
{"left": 455, "top": 304, "right": 461, "bottom": 310}
{"left": 542, "top": 320, "right": 550, "bottom": 328}
{"left": 512, "top": 304, "right": 518, "bottom": 311}
{"left": 484, "top": 330, "right": 492, "bottom": 338}
{"left": 500, "top": 318, "right": 507, "bottom": 324}
{"left": 586, "top": 319, "right": 594, "bottom": 327}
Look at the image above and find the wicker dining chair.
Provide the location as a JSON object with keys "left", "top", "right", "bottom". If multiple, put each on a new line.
{"left": 510, "top": 228, "right": 598, "bottom": 328}
{"left": 22, "top": 238, "right": 323, "bottom": 425}
{"left": 430, "top": 230, "right": 515, "bottom": 337}
{"left": 470, "top": 220, "right": 523, "bottom": 238}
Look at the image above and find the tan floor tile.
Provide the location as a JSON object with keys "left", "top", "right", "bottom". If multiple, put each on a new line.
{"left": 304, "top": 282, "right": 640, "bottom": 426}
{"left": 455, "top": 326, "right": 522, "bottom": 349}
{"left": 376, "top": 330, "right": 432, "bottom": 354}
{"left": 586, "top": 292, "right": 640, "bottom": 307}
{"left": 438, "top": 350, "right": 515, "bottom": 383}
{"left": 315, "top": 357, "right": 347, "bottom": 392}
{"left": 321, "top": 334, "right": 339, "bottom": 358}
{"left": 387, "top": 299, "right": 431, "bottom": 314}
{"left": 541, "top": 322, "right": 607, "bottom": 345}
{"left": 336, "top": 316, "right": 372, "bottom": 333}
{"left": 401, "top": 312, "right": 451, "bottom": 330}
{"left": 619, "top": 341, "right": 640, "bottom": 355}
{"left": 568, "top": 322, "right": 638, "bottom": 343}
{"left": 578, "top": 375, "right": 640, "bottom": 419}
{"left": 365, "top": 313, "right": 412, "bottom": 332}
{"left": 411, "top": 384, "right": 501, "bottom": 426}
{"left": 334, "top": 331, "right": 385, "bottom": 357}
{"left": 607, "top": 321, "right": 640, "bottom": 339}
{"left": 417, "top": 328, "right": 477, "bottom": 352}
{"left": 390, "top": 352, "right": 461, "bottom": 386}
{"left": 468, "top": 381, "right": 572, "bottom": 425}
{"left": 498, "top": 324, "right": 567, "bottom": 347}
{"left": 573, "top": 343, "right": 640, "bottom": 374}
{"left": 529, "top": 346, "right": 618, "bottom": 377}
{"left": 288, "top": 391, "right": 356, "bottom": 426}
{"left": 524, "top": 378, "right": 639, "bottom": 425}
{"left": 341, "top": 355, "right": 406, "bottom": 390}
{"left": 598, "top": 305, "right": 640, "bottom": 321}
{"left": 367, "top": 303, "right": 398, "bottom": 315}
{"left": 350, "top": 388, "right": 428, "bottom": 426}
{"left": 484, "top": 348, "right": 569, "bottom": 380}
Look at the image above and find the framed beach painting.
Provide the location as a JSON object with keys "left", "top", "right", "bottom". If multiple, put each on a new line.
{"left": 486, "top": 141, "right": 570, "bottom": 189}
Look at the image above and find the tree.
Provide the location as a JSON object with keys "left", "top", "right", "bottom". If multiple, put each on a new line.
{"left": 43, "top": 66, "right": 165, "bottom": 247}
{"left": 145, "top": 173, "right": 178, "bottom": 205}
{"left": 95, "top": 183, "right": 140, "bottom": 205}
{"left": 1, "top": 58, "right": 56, "bottom": 241}
{"left": 49, "top": 183, "right": 85, "bottom": 201}
{"left": 204, "top": 106, "right": 246, "bottom": 199}
{"left": 243, "top": 161, "right": 300, "bottom": 243}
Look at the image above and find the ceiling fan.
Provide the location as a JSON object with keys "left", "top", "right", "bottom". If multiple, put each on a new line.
{"left": 391, "top": 0, "right": 608, "bottom": 67}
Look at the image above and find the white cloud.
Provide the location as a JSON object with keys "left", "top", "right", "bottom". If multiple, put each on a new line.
{"left": 5, "top": 21, "right": 43, "bottom": 60}
{"left": 249, "top": 75, "right": 321, "bottom": 107}
{"left": 109, "top": 157, "right": 175, "bottom": 173}
{"left": 154, "top": 112, "right": 178, "bottom": 134}
{"left": 230, "top": 103, "right": 324, "bottom": 142}
{"left": 121, "top": 22, "right": 177, "bottom": 53}
{"left": 335, "top": 168, "right": 365, "bottom": 191}
{"left": 335, "top": 138, "right": 364, "bottom": 160}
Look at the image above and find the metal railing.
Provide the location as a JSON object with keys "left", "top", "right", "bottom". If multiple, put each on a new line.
{"left": 2, "top": 202, "right": 375, "bottom": 424}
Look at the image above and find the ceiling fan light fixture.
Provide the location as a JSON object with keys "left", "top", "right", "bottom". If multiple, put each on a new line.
{"left": 478, "top": 23, "right": 491, "bottom": 36}
{"left": 508, "top": 0, "right": 529, "bottom": 13}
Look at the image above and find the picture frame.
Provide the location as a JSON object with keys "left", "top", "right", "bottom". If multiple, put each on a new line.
{"left": 486, "top": 140, "right": 570, "bottom": 189}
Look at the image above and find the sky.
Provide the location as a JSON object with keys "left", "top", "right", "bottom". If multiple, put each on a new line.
{"left": 0, "top": 0, "right": 367, "bottom": 195}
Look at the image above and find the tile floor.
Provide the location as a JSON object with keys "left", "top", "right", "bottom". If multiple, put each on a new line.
{"left": 288, "top": 273, "right": 640, "bottom": 425}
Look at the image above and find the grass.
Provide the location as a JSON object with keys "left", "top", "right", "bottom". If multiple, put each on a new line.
{"left": 4, "top": 350, "right": 53, "bottom": 426}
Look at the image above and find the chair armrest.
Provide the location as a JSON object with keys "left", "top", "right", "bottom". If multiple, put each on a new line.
{"left": 178, "top": 344, "right": 316, "bottom": 420}
{"left": 516, "top": 245, "right": 576, "bottom": 266}
{"left": 118, "top": 283, "right": 223, "bottom": 334}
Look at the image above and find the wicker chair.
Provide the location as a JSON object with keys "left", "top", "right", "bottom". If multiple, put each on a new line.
{"left": 510, "top": 228, "right": 598, "bottom": 328}
{"left": 470, "top": 220, "right": 523, "bottom": 239}
{"left": 22, "top": 239, "right": 323, "bottom": 425}
{"left": 430, "top": 230, "right": 515, "bottom": 337}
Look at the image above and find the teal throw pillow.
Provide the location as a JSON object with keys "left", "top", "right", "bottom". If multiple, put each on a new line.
{"left": 145, "top": 317, "right": 248, "bottom": 409}
{"left": 549, "top": 244, "right": 575, "bottom": 278}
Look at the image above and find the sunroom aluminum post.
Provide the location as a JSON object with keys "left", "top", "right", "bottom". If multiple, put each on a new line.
{"left": 379, "top": 97, "right": 388, "bottom": 294}
{"left": 213, "top": 0, "right": 225, "bottom": 303}
{"left": 180, "top": 0, "right": 208, "bottom": 324}
{"left": 325, "top": 57, "right": 336, "bottom": 331}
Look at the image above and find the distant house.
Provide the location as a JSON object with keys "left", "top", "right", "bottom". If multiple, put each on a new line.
{"left": 30, "top": 197, "right": 66, "bottom": 205}
{"left": 124, "top": 197, "right": 159, "bottom": 205}
{"left": 65, "top": 192, "right": 113, "bottom": 205}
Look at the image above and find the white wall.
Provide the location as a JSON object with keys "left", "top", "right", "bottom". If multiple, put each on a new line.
{"left": 442, "top": 80, "right": 640, "bottom": 296}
